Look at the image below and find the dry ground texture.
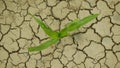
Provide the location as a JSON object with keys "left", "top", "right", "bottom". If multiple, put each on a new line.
{"left": 0, "top": 0, "right": 120, "bottom": 68}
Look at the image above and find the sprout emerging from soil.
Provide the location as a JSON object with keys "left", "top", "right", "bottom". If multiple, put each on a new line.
{"left": 28, "top": 13, "right": 99, "bottom": 52}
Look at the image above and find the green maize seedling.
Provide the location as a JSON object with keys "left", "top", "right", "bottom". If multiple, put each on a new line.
{"left": 28, "top": 13, "right": 99, "bottom": 52}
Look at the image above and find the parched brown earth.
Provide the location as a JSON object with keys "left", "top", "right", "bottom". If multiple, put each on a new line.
{"left": 0, "top": 0, "right": 120, "bottom": 68}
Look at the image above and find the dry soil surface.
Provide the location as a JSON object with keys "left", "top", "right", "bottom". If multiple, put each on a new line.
{"left": 0, "top": 0, "right": 120, "bottom": 68}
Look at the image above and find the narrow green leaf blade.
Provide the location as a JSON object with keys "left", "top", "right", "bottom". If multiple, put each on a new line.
{"left": 59, "top": 14, "right": 99, "bottom": 38}
{"left": 28, "top": 39, "right": 59, "bottom": 52}
{"left": 29, "top": 13, "right": 58, "bottom": 39}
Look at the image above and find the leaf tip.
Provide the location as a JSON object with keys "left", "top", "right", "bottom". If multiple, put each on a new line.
{"left": 94, "top": 14, "right": 99, "bottom": 17}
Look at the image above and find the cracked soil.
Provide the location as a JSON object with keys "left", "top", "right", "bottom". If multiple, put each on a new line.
{"left": 0, "top": 0, "right": 120, "bottom": 68}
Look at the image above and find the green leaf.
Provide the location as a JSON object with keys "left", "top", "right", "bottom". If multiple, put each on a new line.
{"left": 28, "top": 39, "right": 59, "bottom": 52}
{"left": 59, "top": 14, "right": 99, "bottom": 38}
{"left": 28, "top": 13, "right": 99, "bottom": 52}
{"left": 29, "top": 13, "right": 58, "bottom": 39}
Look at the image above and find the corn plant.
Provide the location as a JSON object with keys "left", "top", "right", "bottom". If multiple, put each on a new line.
{"left": 28, "top": 13, "right": 99, "bottom": 52}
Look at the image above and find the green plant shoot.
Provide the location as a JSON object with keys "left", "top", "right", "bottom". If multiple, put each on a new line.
{"left": 29, "top": 13, "right": 59, "bottom": 39}
{"left": 28, "top": 13, "right": 99, "bottom": 52}
{"left": 28, "top": 38, "right": 59, "bottom": 52}
{"left": 59, "top": 14, "right": 99, "bottom": 38}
